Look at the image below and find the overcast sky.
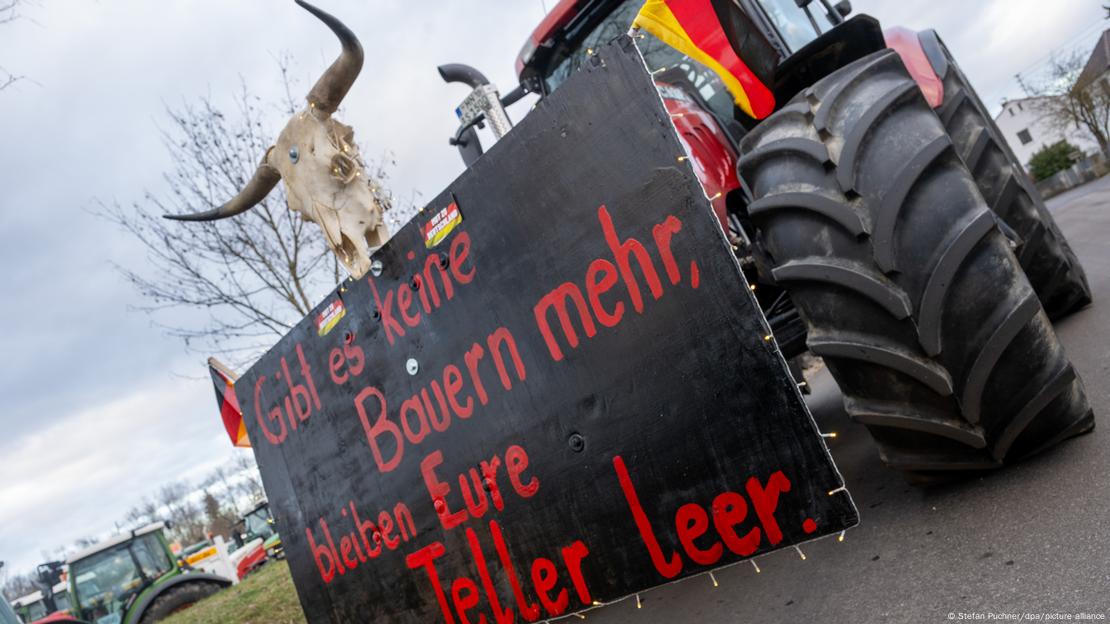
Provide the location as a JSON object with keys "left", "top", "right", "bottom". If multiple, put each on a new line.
{"left": 0, "top": 0, "right": 1104, "bottom": 579}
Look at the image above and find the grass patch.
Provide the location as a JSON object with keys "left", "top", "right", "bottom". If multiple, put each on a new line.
{"left": 161, "top": 559, "right": 305, "bottom": 624}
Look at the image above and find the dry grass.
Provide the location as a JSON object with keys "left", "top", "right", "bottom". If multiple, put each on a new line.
{"left": 161, "top": 559, "right": 305, "bottom": 624}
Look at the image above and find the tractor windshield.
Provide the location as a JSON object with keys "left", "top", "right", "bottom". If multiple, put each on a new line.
{"left": 754, "top": 0, "right": 825, "bottom": 51}
{"left": 23, "top": 599, "right": 47, "bottom": 621}
{"left": 244, "top": 506, "right": 275, "bottom": 540}
{"left": 54, "top": 590, "right": 70, "bottom": 613}
{"left": 70, "top": 533, "right": 173, "bottom": 623}
{"left": 542, "top": 0, "right": 736, "bottom": 122}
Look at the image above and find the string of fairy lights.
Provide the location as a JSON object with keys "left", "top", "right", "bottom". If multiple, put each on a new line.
{"left": 544, "top": 520, "right": 849, "bottom": 621}
{"left": 339, "top": 32, "right": 856, "bottom": 620}
{"left": 533, "top": 142, "right": 855, "bottom": 621}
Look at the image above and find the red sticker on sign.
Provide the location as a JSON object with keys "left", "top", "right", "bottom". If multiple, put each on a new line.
{"left": 315, "top": 299, "right": 346, "bottom": 337}
{"left": 424, "top": 201, "right": 462, "bottom": 248}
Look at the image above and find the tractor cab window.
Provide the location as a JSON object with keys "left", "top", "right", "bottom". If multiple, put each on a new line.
{"left": 244, "top": 507, "right": 275, "bottom": 540}
{"left": 54, "top": 591, "right": 70, "bottom": 613}
{"left": 545, "top": 0, "right": 642, "bottom": 92}
{"left": 543, "top": 0, "right": 736, "bottom": 122}
{"left": 755, "top": 0, "right": 824, "bottom": 52}
{"left": 71, "top": 534, "right": 172, "bottom": 622}
{"left": 130, "top": 534, "right": 173, "bottom": 579}
{"left": 25, "top": 600, "right": 47, "bottom": 621}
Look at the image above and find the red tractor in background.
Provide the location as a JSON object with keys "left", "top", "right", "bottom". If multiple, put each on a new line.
{"left": 439, "top": 0, "right": 1094, "bottom": 481}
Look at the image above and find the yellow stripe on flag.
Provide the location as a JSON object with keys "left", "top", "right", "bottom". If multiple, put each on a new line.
{"left": 634, "top": 0, "right": 758, "bottom": 117}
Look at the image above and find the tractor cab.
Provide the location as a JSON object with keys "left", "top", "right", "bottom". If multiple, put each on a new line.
{"left": 67, "top": 524, "right": 175, "bottom": 623}
{"left": 233, "top": 501, "right": 283, "bottom": 559}
{"left": 445, "top": 0, "right": 858, "bottom": 229}
{"left": 10, "top": 591, "right": 47, "bottom": 623}
{"left": 67, "top": 522, "right": 231, "bottom": 624}
{"left": 5, "top": 581, "right": 78, "bottom": 624}
{"left": 515, "top": 0, "right": 850, "bottom": 100}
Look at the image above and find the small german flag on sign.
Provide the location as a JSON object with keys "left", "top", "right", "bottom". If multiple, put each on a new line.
{"left": 424, "top": 201, "right": 463, "bottom": 249}
{"left": 634, "top": 0, "right": 775, "bottom": 119}
{"left": 209, "top": 357, "right": 250, "bottom": 448}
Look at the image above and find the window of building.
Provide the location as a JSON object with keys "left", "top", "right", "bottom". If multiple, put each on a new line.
{"left": 1018, "top": 101, "right": 1023, "bottom": 111}
{"left": 1017, "top": 129, "right": 1033, "bottom": 145}
{"left": 1009, "top": 107, "right": 1015, "bottom": 117}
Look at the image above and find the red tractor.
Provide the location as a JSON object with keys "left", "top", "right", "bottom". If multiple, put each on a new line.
{"left": 440, "top": 0, "right": 1094, "bottom": 481}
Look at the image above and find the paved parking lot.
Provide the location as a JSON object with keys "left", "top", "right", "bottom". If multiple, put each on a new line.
{"left": 584, "top": 177, "right": 1110, "bottom": 623}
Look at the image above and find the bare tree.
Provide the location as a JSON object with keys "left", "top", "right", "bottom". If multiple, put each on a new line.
{"left": 1, "top": 0, "right": 30, "bottom": 91}
{"left": 202, "top": 464, "right": 234, "bottom": 497}
{"left": 2, "top": 572, "right": 36, "bottom": 602}
{"left": 123, "top": 496, "right": 161, "bottom": 529}
{"left": 1022, "top": 52, "right": 1110, "bottom": 158}
{"left": 202, "top": 490, "right": 238, "bottom": 539}
{"left": 231, "top": 452, "right": 266, "bottom": 503}
{"left": 155, "top": 480, "right": 207, "bottom": 544}
{"left": 101, "top": 60, "right": 406, "bottom": 362}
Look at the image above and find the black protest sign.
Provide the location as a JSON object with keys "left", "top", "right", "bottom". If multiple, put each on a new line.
{"left": 238, "top": 37, "right": 857, "bottom": 623}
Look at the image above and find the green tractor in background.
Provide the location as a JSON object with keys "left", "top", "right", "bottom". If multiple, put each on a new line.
{"left": 233, "top": 501, "right": 282, "bottom": 561}
{"left": 66, "top": 522, "right": 231, "bottom": 624}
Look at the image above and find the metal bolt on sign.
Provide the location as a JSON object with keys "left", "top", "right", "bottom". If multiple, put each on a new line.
{"left": 370, "top": 258, "right": 383, "bottom": 277}
{"left": 406, "top": 358, "right": 419, "bottom": 375}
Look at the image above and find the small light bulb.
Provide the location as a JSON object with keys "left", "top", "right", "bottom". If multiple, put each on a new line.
{"left": 751, "top": 559, "right": 761, "bottom": 574}
{"left": 709, "top": 571, "right": 719, "bottom": 587}
{"left": 838, "top": 531, "right": 846, "bottom": 542}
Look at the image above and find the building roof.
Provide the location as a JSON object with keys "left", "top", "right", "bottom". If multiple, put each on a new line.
{"left": 1077, "top": 29, "right": 1110, "bottom": 89}
{"left": 992, "top": 95, "right": 1058, "bottom": 123}
{"left": 1000, "top": 95, "right": 1054, "bottom": 107}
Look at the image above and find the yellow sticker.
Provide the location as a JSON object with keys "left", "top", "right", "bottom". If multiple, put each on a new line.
{"left": 184, "top": 546, "right": 218, "bottom": 565}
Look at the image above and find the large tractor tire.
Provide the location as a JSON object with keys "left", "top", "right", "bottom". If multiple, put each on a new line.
{"left": 928, "top": 33, "right": 1092, "bottom": 319}
{"left": 738, "top": 50, "right": 1093, "bottom": 479}
{"left": 138, "top": 581, "right": 223, "bottom": 623}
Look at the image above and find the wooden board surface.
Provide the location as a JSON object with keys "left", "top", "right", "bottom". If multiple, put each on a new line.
{"left": 238, "top": 36, "right": 857, "bottom": 623}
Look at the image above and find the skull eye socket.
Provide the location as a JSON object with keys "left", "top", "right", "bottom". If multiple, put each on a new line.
{"left": 289, "top": 146, "right": 300, "bottom": 164}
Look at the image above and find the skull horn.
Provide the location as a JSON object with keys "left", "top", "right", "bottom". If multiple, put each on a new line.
{"left": 296, "top": 0, "right": 364, "bottom": 115}
{"left": 164, "top": 159, "right": 280, "bottom": 222}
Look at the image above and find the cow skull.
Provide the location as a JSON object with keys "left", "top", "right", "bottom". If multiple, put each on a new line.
{"left": 165, "top": 0, "right": 388, "bottom": 279}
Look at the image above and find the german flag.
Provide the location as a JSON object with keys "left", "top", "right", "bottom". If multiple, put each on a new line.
{"left": 209, "top": 357, "right": 250, "bottom": 448}
{"left": 634, "top": 0, "right": 775, "bottom": 119}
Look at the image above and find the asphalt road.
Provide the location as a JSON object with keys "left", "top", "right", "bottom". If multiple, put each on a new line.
{"left": 581, "top": 177, "right": 1110, "bottom": 623}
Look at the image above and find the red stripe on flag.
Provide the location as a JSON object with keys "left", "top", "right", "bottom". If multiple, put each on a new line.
{"left": 663, "top": 0, "right": 775, "bottom": 118}
{"left": 210, "top": 362, "right": 249, "bottom": 448}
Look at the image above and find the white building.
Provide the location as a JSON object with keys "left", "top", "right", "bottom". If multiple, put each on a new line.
{"left": 993, "top": 96, "right": 1098, "bottom": 168}
{"left": 994, "top": 28, "right": 1110, "bottom": 168}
